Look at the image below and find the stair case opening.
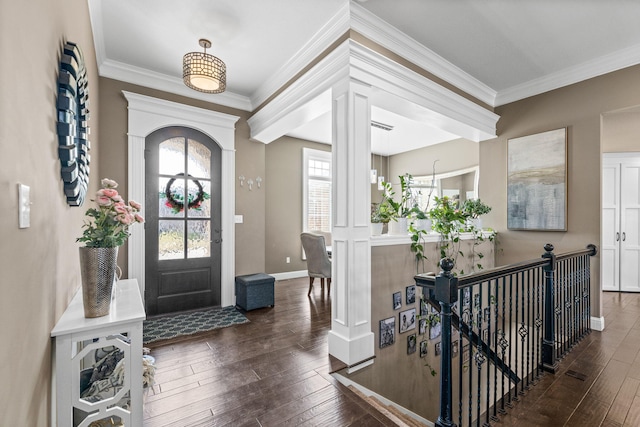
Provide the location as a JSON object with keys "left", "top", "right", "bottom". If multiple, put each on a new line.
{"left": 415, "top": 243, "right": 597, "bottom": 426}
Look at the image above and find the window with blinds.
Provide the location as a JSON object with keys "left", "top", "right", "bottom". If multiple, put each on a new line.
{"left": 303, "top": 148, "right": 331, "bottom": 233}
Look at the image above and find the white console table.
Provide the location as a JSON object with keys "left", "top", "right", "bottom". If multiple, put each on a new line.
{"left": 51, "top": 279, "right": 146, "bottom": 427}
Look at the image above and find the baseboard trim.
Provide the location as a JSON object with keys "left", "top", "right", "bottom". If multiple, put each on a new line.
{"left": 331, "top": 373, "right": 434, "bottom": 427}
{"left": 270, "top": 270, "right": 308, "bottom": 281}
{"left": 591, "top": 316, "right": 605, "bottom": 331}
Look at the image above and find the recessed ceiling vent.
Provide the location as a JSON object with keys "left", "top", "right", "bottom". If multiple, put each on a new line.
{"left": 371, "top": 120, "right": 394, "bottom": 131}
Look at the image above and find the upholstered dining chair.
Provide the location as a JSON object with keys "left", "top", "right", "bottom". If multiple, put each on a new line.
{"left": 300, "top": 232, "right": 332, "bottom": 297}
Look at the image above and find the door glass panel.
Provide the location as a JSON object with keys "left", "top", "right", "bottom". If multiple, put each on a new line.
{"left": 159, "top": 220, "right": 184, "bottom": 260}
{"left": 159, "top": 177, "right": 186, "bottom": 218}
{"left": 188, "top": 179, "right": 211, "bottom": 218}
{"left": 187, "top": 220, "right": 210, "bottom": 258}
{"left": 188, "top": 139, "right": 211, "bottom": 178}
{"left": 159, "top": 138, "right": 185, "bottom": 175}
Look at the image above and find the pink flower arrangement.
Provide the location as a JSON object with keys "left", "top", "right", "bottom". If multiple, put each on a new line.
{"left": 77, "top": 178, "right": 144, "bottom": 248}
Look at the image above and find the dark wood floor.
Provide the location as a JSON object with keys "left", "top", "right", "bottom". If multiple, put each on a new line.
{"left": 143, "top": 277, "right": 396, "bottom": 427}
{"left": 495, "top": 291, "right": 640, "bottom": 427}
{"left": 144, "top": 280, "right": 640, "bottom": 427}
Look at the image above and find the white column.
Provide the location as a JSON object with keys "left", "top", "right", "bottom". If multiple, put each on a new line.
{"left": 328, "top": 78, "right": 374, "bottom": 367}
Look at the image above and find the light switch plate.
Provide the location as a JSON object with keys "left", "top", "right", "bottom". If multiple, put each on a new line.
{"left": 235, "top": 215, "right": 243, "bottom": 224}
{"left": 18, "top": 184, "right": 30, "bottom": 228}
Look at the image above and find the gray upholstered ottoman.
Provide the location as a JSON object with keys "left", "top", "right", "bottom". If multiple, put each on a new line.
{"left": 235, "top": 273, "right": 275, "bottom": 311}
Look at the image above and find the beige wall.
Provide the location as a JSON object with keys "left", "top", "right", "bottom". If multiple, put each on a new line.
{"left": 389, "top": 138, "right": 479, "bottom": 185}
{"left": 480, "top": 64, "right": 640, "bottom": 319}
{"left": 347, "top": 239, "right": 494, "bottom": 420}
{"left": 602, "top": 110, "right": 640, "bottom": 153}
{"left": 264, "top": 140, "right": 389, "bottom": 274}
{"left": 0, "top": 0, "right": 99, "bottom": 424}
{"left": 264, "top": 137, "right": 330, "bottom": 273}
{"left": 98, "top": 78, "right": 265, "bottom": 276}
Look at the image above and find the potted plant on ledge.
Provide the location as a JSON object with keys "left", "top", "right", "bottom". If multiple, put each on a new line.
{"left": 371, "top": 199, "right": 394, "bottom": 236}
{"left": 429, "top": 196, "right": 466, "bottom": 262}
{"left": 461, "top": 198, "right": 492, "bottom": 231}
{"left": 384, "top": 174, "right": 415, "bottom": 235}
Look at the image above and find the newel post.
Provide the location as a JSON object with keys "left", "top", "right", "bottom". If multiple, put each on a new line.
{"left": 435, "top": 258, "right": 458, "bottom": 427}
{"left": 542, "top": 243, "right": 558, "bottom": 373}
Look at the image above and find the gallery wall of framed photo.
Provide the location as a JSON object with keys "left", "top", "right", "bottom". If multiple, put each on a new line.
{"left": 344, "top": 242, "right": 496, "bottom": 422}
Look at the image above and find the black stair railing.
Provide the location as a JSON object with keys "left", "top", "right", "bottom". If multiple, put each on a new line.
{"left": 415, "top": 243, "right": 597, "bottom": 427}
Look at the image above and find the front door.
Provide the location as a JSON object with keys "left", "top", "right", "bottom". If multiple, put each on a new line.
{"left": 144, "top": 126, "right": 222, "bottom": 315}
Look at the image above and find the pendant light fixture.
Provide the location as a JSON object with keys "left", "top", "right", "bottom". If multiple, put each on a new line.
{"left": 183, "top": 38, "right": 226, "bottom": 93}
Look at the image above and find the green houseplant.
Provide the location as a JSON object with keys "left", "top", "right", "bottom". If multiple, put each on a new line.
{"left": 429, "top": 196, "right": 466, "bottom": 262}
{"left": 384, "top": 174, "right": 415, "bottom": 235}
{"left": 371, "top": 198, "right": 394, "bottom": 235}
{"left": 461, "top": 198, "right": 492, "bottom": 231}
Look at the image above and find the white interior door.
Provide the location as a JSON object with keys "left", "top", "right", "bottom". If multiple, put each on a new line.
{"left": 620, "top": 161, "right": 640, "bottom": 292}
{"left": 601, "top": 160, "right": 620, "bottom": 291}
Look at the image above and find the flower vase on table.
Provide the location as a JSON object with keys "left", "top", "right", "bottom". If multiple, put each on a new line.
{"left": 77, "top": 178, "right": 144, "bottom": 318}
{"left": 79, "top": 246, "right": 119, "bottom": 318}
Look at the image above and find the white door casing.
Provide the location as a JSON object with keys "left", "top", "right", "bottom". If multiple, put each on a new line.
{"left": 602, "top": 153, "right": 640, "bottom": 292}
{"left": 123, "top": 91, "right": 240, "bottom": 306}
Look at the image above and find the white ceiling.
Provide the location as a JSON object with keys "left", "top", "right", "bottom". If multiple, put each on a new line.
{"left": 89, "top": 0, "right": 640, "bottom": 154}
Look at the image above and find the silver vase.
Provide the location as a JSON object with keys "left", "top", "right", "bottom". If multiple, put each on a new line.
{"left": 79, "top": 246, "right": 119, "bottom": 318}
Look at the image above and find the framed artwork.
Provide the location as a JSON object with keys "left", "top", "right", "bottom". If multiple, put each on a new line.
{"left": 379, "top": 317, "right": 395, "bottom": 349}
{"left": 429, "top": 321, "right": 442, "bottom": 340}
{"left": 462, "top": 287, "right": 470, "bottom": 307}
{"left": 399, "top": 308, "right": 416, "bottom": 333}
{"left": 407, "top": 334, "right": 417, "bottom": 354}
{"left": 452, "top": 341, "right": 459, "bottom": 358}
{"left": 393, "top": 292, "right": 402, "bottom": 310}
{"left": 420, "top": 297, "right": 428, "bottom": 316}
{"left": 435, "top": 341, "right": 442, "bottom": 356}
{"left": 419, "top": 318, "right": 427, "bottom": 335}
{"left": 419, "top": 340, "right": 428, "bottom": 358}
{"left": 406, "top": 285, "right": 416, "bottom": 304}
{"left": 462, "top": 343, "right": 470, "bottom": 363}
{"left": 507, "top": 128, "right": 567, "bottom": 231}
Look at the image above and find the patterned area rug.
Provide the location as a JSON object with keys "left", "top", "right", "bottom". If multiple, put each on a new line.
{"left": 143, "top": 306, "right": 249, "bottom": 344}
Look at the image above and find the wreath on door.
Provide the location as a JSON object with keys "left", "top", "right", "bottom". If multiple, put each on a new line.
{"left": 160, "top": 173, "right": 210, "bottom": 214}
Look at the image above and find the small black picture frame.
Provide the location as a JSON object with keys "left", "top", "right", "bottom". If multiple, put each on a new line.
{"left": 406, "top": 285, "right": 416, "bottom": 304}
{"left": 393, "top": 291, "right": 402, "bottom": 310}
{"left": 419, "top": 318, "right": 427, "bottom": 335}
{"left": 462, "top": 287, "right": 471, "bottom": 307}
{"left": 419, "top": 340, "right": 428, "bottom": 358}
{"left": 463, "top": 343, "right": 470, "bottom": 363}
{"left": 482, "top": 328, "right": 490, "bottom": 345}
{"left": 420, "top": 297, "right": 428, "bottom": 316}
{"left": 379, "top": 317, "right": 396, "bottom": 349}
{"left": 452, "top": 341, "right": 459, "bottom": 358}
{"left": 407, "top": 334, "right": 417, "bottom": 354}
{"left": 399, "top": 308, "right": 416, "bottom": 333}
{"left": 435, "top": 341, "right": 442, "bottom": 356}
{"left": 429, "top": 321, "right": 442, "bottom": 340}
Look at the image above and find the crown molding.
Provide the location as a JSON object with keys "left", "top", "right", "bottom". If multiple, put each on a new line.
{"left": 250, "top": 2, "right": 351, "bottom": 109}
{"left": 248, "top": 42, "right": 351, "bottom": 143}
{"left": 495, "top": 43, "right": 640, "bottom": 106}
{"left": 88, "top": 0, "right": 106, "bottom": 71}
{"left": 349, "top": 2, "right": 497, "bottom": 107}
{"left": 348, "top": 42, "right": 498, "bottom": 141}
{"left": 249, "top": 39, "right": 498, "bottom": 144}
{"left": 100, "top": 59, "right": 252, "bottom": 111}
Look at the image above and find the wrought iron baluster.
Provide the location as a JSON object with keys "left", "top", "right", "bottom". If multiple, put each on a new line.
{"left": 525, "top": 269, "right": 532, "bottom": 390}
{"left": 507, "top": 274, "right": 518, "bottom": 408}
{"left": 534, "top": 266, "right": 543, "bottom": 380}
{"left": 499, "top": 276, "right": 508, "bottom": 415}
{"left": 542, "top": 244, "right": 558, "bottom": 372}
{"left": 476, "top": 282, "right": 483, "bottom": 426}
{"left": 492, "top": 278, "right": 500, "bottom": 422}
